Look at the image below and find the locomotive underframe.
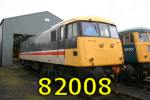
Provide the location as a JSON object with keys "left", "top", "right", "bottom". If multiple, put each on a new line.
{"left": 121, "top": 62, "right": 150, "bottom": 82}
{"left": 20, "top": 59, "right": 119, "bottom": 80}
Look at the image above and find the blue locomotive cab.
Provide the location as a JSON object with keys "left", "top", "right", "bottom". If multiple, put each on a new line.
{"left": 120, "top": 32, "right": 137, "bottom": 63}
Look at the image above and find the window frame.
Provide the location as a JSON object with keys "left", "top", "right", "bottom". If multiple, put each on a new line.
{"left": 138, "top": 32, "right": 150, "bottom": 42}
{"left": 108, "top": 24, "right": 119, "bottom": 38}
{"left": 81, "top": 21, "right": 100, "bottom": 37}
{"left": 79, "top": 21, "right": 119, "bottom": 38}
{"left": 123, "top": 33, "right": 134, "bottom": 44}
{"left": 65, "top": 21, "right": 79, "bottom": 39}
{"left": 72, "top": 23, "right": 78, "bottom": 38}
{"left": 99, "top": 23, "right": 110, "bottom": 37}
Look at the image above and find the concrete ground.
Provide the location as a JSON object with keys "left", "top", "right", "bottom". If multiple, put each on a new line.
{"left": 0, "top": 64, "right": 128, "bottom": 100}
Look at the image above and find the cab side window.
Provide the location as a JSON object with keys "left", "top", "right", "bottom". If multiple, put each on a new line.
{"left": 67, "top": 24, "right": 72, "bottom": 39}
{"left": 123, "top": 33, "right": 134, "bottom": 44}
{"left": 57, "top": 26, "right": 64, "bottom": 41}
{"left": 66, "top": 23, "right": 78, "bottom": 39}
{"left": 60, "top": 27, "right": 64, "bottom": 40}
{"left": 123, "top": 33, "right": 129, "bottom": 44}
{"left": 72, "top": 23, "right": 78, "bottom": 38}
{"left": 130, "top": 33, "right": 134, "bottom": 43}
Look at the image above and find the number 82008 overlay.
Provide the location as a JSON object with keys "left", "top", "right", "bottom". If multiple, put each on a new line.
{"left": 38, "top": 77, "right": 111, "bottom": 96}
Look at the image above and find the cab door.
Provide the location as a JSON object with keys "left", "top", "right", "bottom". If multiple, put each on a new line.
{"left": 50, "top": 30, "right": 57, "bottom": 63}
{"left": 123, "top": 33, "right": 138, "bottom": 63}
{"left": 57, "top": 26, "right": 65, "bottom": 64}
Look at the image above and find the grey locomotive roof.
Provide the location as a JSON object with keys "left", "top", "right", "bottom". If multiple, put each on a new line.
{"left": 119, "top": 27, "right": 150, "bottom": 33}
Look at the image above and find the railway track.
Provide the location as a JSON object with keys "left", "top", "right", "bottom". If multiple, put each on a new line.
{"left": 82, "top": 77, "right": 150, "bottom": 100}
{"left": 34, "top": 69, "right": 150, "bottom": 100}
{"left": 112, "top": 78, "right": 150, "bottom": 100}
{"left": 17, "top": 63, "right": 150, "bottom": 100}
{"left": 143, "top": 77, "right": 150, "bottom": 91}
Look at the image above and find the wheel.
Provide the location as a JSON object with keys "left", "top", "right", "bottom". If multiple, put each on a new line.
{"left": 118, "top": 64, "right": 134, "bottom": 84}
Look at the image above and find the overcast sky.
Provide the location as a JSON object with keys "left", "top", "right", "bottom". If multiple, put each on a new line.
{"left": 0, "top": 0, "right": 150, "bottom": 31}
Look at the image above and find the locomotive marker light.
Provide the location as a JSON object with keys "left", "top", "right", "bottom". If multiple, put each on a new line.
{"left": 89, "top": 57, "right": 94, "bottom": 63}
{"left": 99, "top": 43, "right": 104, "bottom": 48}
{"left": 110, "top": 43, "right": 114, "bottom": 48}
{"left": 144, "top": 55, "right": 148, "bottom": 59}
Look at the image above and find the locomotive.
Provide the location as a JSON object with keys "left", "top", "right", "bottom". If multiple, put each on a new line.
{"left": 120, "top": 27, "right": 150, "bottom": 81}
{"left": 19, "top": 16, "right": 124, "bottom": 78}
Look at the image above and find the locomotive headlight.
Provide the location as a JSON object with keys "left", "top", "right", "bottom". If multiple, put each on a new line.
{"left": 144, "top": 55, "right": 148, "bottom": 58}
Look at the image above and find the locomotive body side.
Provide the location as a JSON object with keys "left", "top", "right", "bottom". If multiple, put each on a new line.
{"left": 19, "top": 16, "right": 123, "bottom": 67}
{"left": 19, "top": 16, "right": 123, "bottom": 78}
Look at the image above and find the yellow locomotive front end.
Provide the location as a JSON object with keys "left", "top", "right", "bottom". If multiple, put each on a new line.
{"left": 134, "top": 31, "right": 150, "bottom": 63}
{"left": 65, "top": 17, "right": 124, "bottom": 67}
{"left": 77, "top": 37, "right": 123, "bottom": 67}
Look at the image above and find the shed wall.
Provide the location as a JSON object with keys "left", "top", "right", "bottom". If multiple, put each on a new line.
{"left": 0, "top": 23, "right": 3, "bottom": 65}
{"left": 0, "top": 11, "right": 62, "bottom": 66}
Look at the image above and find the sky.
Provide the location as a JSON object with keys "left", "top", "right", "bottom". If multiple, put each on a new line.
{"left": 0, "top": 0, "right": 150, "bottom": 31}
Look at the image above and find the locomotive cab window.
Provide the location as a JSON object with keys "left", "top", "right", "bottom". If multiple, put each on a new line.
{"left": 130, "top": 33, "right": 134, "bottom": 43}
{"left": 67, "top": 24, "right": 72, "bottom": 39}
{"left": 139, "top": 32, "right": 150, "bottom": 42}
{"left": 66, "top": 23, "right": 78, "bottom": 39}
{"left": 123, "top": 33, "right": 129, "bottom": 44}
{"left": 57, "top": 26, "right": 64, "bottom": 41}
{"left": 81, "top": 22, "right": 99, "bottom": 36}
{"left": 108, "top": 25, "right": 119, "bottom": 38}
{"left": 80, "top": 22, "right": 119, "bottom": 38}
{"left": 72, "top": 23, "right": 78, "bottom": 38}
{"left": 123, "top": 33, "right": 134, "bottom": 44}
{"left": 99, "top": 23, "right": 110, "bottom": 37}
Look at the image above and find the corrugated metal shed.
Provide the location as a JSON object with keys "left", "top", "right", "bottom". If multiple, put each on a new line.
{"left": 0, "top": 11, "right": 62, "bottom": 66}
